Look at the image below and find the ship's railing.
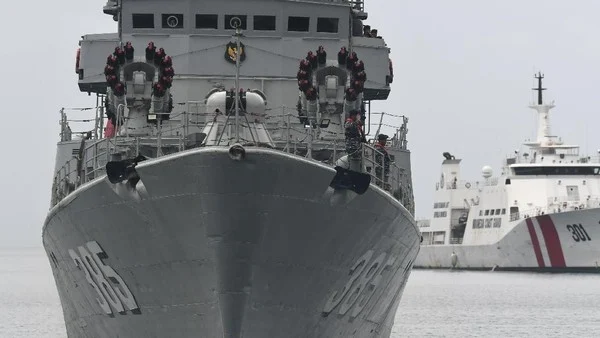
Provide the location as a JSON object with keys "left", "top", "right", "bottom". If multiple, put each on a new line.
{"left": 420, "top": 231, "right": 446, "bottom": 245}
{"left": 361, "top": 143, "right": 409, "bottom": 198}
{"left": 547, "top": 195, "right": 600, "bottom": 207}
{"left": 506, "top": 150, "right": 600, "bottom": 165}
{"left": 265, "top": 130, "right": 413, "bottom": 210}
{"left": 416, "top": 219, "right": 431, "bottom": 228}
{"left": 508, "top": 196, "right": 600, "bottom": 221}
{"left": 348, "top": 0, "right": 364, "bottom": 11}
{"left": 314, "top": 0, "right": 364, "bottom": 10}
{"left": 51, "top": 124, "right": 188, "bottom": 206}
{"left": 52, "top": 102, "right": 412, "bottom": 209}
{"left": 449, "top": 237, "right": 463, "bottom": 245}
{"left": 436, "top": 178, "right": 498, "bottom": 191}
{"left": 368, "top": 112, "right": 409, "bottom": 151}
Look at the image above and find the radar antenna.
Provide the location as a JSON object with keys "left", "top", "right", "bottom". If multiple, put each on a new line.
{"left": 533, "top": 72, "right": 546, "bottom": 105}
{"left": 104, "top": 1, "right": 123, "bottom": 47}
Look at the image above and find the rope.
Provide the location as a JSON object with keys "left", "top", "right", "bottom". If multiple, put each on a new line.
{"left": 62, "top": 107, "right": 95, "bottom": 111}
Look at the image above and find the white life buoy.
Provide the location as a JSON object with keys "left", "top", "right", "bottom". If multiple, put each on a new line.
{"left": 465, "top": 182, "right": 471, "bottom": 189}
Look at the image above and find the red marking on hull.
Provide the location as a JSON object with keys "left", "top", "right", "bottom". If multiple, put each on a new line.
{"left": 526, "top": 218, "right": 545, "bottom": 268}
{"left": 537, "top": 215, "right": 566, "bottom": 267}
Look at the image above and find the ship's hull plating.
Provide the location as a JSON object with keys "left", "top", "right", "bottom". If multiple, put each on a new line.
{"left": 415, "top": 209, "right": 600, "bottom": 272}
{"left": 43, "top": 147, "right": 420, "bottom": 337}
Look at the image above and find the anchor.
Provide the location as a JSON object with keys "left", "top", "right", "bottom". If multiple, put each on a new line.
{"left": 106, "top": 154, "right": 147, "bottom": 186}
{"left": 329, "top": 166, "right": 371, "bottom": 195}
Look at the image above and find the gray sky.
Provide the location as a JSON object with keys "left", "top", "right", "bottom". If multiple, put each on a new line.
{"left": 1, "top": 0, "right": 599, "bottom": 247}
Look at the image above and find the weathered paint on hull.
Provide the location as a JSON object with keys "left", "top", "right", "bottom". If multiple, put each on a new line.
{"left": 42, "top": 147, "right": 420, "bottom": 338}
{"left": 415, "top": 209, "right": 600, "bottom": 271}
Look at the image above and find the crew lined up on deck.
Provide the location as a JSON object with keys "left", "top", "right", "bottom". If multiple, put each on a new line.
{"left": 344, "top": 110, "right": 366, "bottom": 172}
{"left": 344, "top": 110, "right": 392, "bottom": 189}
{"left": 362, "top": 26, "right": 381, "bottom": 38}
{"left": 374, "top": 134, "right": 391, "bottom": 189}
{"left": 351, "top": 3, "right": 383, "bottom": 39}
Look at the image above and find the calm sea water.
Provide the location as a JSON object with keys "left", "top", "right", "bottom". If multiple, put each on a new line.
{"left": 3, "top": 247, "right": 599, "bottom": 337}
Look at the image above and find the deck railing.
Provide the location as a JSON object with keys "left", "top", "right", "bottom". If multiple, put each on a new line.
{"left": 52, "top": 103, "right": 412, "bottom": 210}
{"left": 507, "top": 196, "right": 600, "bottom": 221}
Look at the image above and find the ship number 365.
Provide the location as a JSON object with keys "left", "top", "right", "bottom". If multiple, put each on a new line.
{"left": 566, "top": 224, "right": 592, "bottom": 242}
{"left": 69, "top": 241, "right": 139, "bottom": 315}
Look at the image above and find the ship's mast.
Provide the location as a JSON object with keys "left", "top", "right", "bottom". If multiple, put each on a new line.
{"left": 118, "top": 0, "right": 123, "bottom": 47}
{"left": 533, "top": 72, "right": 545, "bottom": 105}
{"left": 529, "top": 72, "right": 555, "bottom": 146}
{"left": 103, "top": 1, "right": 123, "bottom": 47}
{"left": 231, "top": 17, "right": 243, "bottom": 144}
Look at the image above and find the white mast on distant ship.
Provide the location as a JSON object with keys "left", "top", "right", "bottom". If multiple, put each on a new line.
{"left": 528, "top": 72, "right": 556, "bottom": 147}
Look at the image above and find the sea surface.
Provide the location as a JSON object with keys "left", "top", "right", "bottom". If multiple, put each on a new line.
{"left": 2, "top": 247, "right": 599, "bottom": 338}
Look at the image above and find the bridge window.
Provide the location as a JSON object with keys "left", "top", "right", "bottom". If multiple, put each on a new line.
{"left": 433, "top": 211, "right": 447, "bottom": 218}
{"left": 513, "top": 166, "right": 600, "bottom": 176}
{"left": 162, "top": 14, "right": 184, "bottom": 29}
{"left": 317, "top": 17, "right": 339, "bottom": 33}
{"left": 433, "top": 202, "right": 449, "bottom": 209}
{"left": 254, "top": 15, "right": 276, "bottom": 31}
{"left": 288, "top": 16, "right": 310, "bottom": 32}
{"left": 132, "top": 14, "right": 154, "bottom": 28}
{"left": 432, "top": 231, "right": 445, "bottom": 245}
{"left": 225, "top": 15, "right": 247, "bottom": 30}
{"left": 196, "top": 14, "right": 218, "bottom": 29}
{"left": 472, "top": 219, "right": 484, "bottom": 229}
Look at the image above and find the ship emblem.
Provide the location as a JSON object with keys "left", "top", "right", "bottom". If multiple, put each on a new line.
{"left": 224, "top": 41, "right": 246, "bottom": 64}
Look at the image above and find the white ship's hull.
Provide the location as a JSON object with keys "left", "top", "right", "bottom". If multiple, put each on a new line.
{"left": 43, "top": 147, "right": 420, "bottom": 337}
{"left": 415, "top": 209, "right": 600, "bottom": 272}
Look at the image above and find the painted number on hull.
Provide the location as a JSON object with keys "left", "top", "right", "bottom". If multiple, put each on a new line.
{"left": 68, "top": 241, "right": 139, "bottom": 315}
{"left": 566, "top": 224, "right": 592, "bottom": 242}
{"left": 322, "top": 250, "right": 402, "bottom": 318}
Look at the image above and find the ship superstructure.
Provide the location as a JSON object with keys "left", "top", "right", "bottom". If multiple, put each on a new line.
{"left": 43, "top": 1, "right": 420, "bottom": 337}
{"left": 415, "top": 73, "right": 600, "bottom": 271}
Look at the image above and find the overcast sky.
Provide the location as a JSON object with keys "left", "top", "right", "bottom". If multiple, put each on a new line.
{"left": 1, "top": 0, "right": 599, "bottom": 247}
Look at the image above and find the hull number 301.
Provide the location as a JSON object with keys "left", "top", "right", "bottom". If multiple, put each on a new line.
{"left": 69, "top": 241, "right": 139, "bottom": 315}
{"left": 566, "top": 224, "right": 592, "bottom": 242}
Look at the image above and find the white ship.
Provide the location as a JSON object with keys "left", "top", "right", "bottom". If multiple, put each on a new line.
{"left": 415, "top": 73, "right": 600, "bottom": 272}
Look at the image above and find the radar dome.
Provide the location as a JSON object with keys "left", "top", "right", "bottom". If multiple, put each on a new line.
{"left": 482, "top": 165, "right": 493, "bottom": 179}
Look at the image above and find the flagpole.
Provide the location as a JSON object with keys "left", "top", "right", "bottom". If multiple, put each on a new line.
{"left": 231, "top": 17, "right": 242, "bottom": 144}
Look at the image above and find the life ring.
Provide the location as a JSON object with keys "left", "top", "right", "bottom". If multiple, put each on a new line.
{"left": 465, "top": 182, "right": 471, "bottom": 188}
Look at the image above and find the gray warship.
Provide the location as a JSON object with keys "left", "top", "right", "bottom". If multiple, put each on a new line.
{"left": 43, "top": 0, "right": 420, "bottom": 337}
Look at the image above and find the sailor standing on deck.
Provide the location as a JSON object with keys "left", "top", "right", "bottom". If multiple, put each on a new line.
{"left": 344, "top": 110, "right": 366, "bottom": 171}
{"left": 374, "top": 134, "right": 392, "bottom": 189}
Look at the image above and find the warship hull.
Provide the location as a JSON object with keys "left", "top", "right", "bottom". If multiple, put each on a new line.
{"left": 43, "top": 147, "right": 420, "bottom": 337}
{"left": 415, "top": 209, "right": 600, "bottom": 272}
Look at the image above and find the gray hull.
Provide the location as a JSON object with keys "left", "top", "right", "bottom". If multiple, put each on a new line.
{"left": 43, "top": 147, "right": 420, "bottom": 337}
